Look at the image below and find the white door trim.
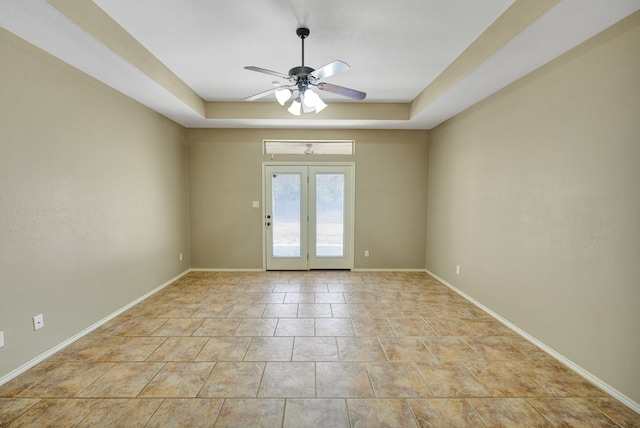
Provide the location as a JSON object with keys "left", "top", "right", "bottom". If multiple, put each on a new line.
{"left": 262, "top": 161, "right": 355, "bottom": 271}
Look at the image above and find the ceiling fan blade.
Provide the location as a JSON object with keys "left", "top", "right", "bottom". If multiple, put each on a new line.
{"left": 244, "top": 66, "right": 290, "bottom": 79}
{"left": 317, "top": 82, "right": 366, "bottom": 101}
{"left": 310, "top": 60, "right": 350, "bottom": 80}
{"left": 245, "top": 87, "right": 279, "bottom": 101}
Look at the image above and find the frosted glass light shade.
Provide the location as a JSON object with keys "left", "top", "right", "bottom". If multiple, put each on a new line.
{"left": 275, "top": 88, "right": 292, "bottom": 106}
{"left": 303, "top": 89, "right": 327, "bottom": 113}
{"left": 288, "top": 98, "right": 301, "bottom": 116}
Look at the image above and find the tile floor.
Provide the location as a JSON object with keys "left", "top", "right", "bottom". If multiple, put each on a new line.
{"left": 1, "top": 271, "right": 638, "bottom": 427}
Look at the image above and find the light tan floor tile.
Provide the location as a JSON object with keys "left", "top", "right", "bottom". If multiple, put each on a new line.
{"left": 528, "top": 398, "right": 619, "bottom": 426}
{"left": 111, "top": 318, "right": 167, "bottom": 336}
{"left": 7, "top": 398, "right": 100, "bottom": 428}
{"left": 213, "top": 398, "right": 285, "bottom": 428}
{"left": 0, "top": 362, "right": 64, "bottom": 398}
{"left": 352, "top": 318, "right": 396, "bottom": 336}
{"left": 421, "top": 336, "right": 484, "bottom": 361}
{"left": 190, "top": 303, "right": 233, "bottom": 318}
{"left": 292, "top": 337, "right": 339, "bottom": 361}
{"left": 199, "top": 362, "right": 265, "bottom": 397}
{"left": 409, "top": 398, "right": 485, "bottom": 427}
{"left": 415, "top": 361, "right": 491, "bottom": 398}
{"left": 504, "top": 336, "right": 553, "bottom": 360}
{"left": 388, "top": 318, "right": 435, "bottom": 336}
{"left": 139, "top": 362, "right": 214, "bottom": 397}
{"left": 465, "top": 361, "right": 548, "bottom": 397}
{"left": 461, "top": 319, "right": 516, "bottom": 336}
{"left": 146, "top": 398, "right": 223, "bottom": 428}
{"left": 283, "top": 292, "right": 315, "bottom": 303}
{"left": 226, "top": 304, "right": 266, "bottom": 318}
{"left": 18, "top": 363, "right": 114, "bottom": 397}
{"left": 343, "top": 291, "right": 379, "bottom": 303}
{"left": 337, "top": 337, "right": 388, "bottom": 361}
{"left": 347, "top": 398, "right": 419, "bottom": 427}
{"left": 527, "top": 359, "right": 605, "bottom": 397}
{"left": 262, "top": 303, "right": 298, "bottom": 318}
{"left": 154, "top": 303, "right": 201, "bottom": 318}
{"left": 258, "top": 362, "right": 315, "bottom": 397}
{"left": 273, "top": 284, "right": 301, "bottom": 293}
{"left": 75, "top": 398, "right": 163, "bottom": 427}
{"left": 283, "top": 398, "right": 349, "bottom": 427}
{"left": 297, "top": 303, "right": 332, "bottom": 318}
{"left": 300, "top": 284, "right": 329, "bottom": 292}
{"left": 193, "top": 318, "right": 241, "bottom": 336}
{"left": 151, "top": 318, "right": 204, "bottom": 336}
{"left": 244, "top": 337, "right": 294, "bottom": 361}
{"left": 145, "top": 337, "right": 209, "bottom": 361}
{"left": 2, "top": 271, "right": 630, "bottom": 427}
{"left": 48, "top": 336, "right": 121, "bottom": 362}
{"left": 234, "top": 318, "right": 277, "bottom": 337}
{"left": 463, "top": 336, "right": 527, "bottom": 360}
{"left": 424, "top": 318, "right": 475, "bottom": 336}
{"left": 195, "top": 337, "right": 252, "bottom": 361}
{"left": 98, "top": 337, "right": 166, "bottom": 361}
{"left": 431, "top": 304, "right": 474, "bottom": 319}
{"left": 79, "top": 362, "right": 164, "bottom": 397}
{"left": 243, "top": 284, "right": 277, "bottom": 294}
{"left": 366, "top": 362, "right": 432, "bottom": 398}
{"left": 379, "top": 337, "right": 435, "bottom": 362}
{"left": 364, "top": 304, "right": 403, "bottom": 318}
{"left": 584, "top": 397, "right": 640, "bottom": 427}
{"left": 328, "top": 284, "right": 354, "bottom": 293}
{"left": 468, "top": 398, "right": 551, "bottom": 427}
{"left": 314, "top": 318, "right": 355, "bottom": 336}
{"left": 316, "top": 362, "right": 375, "bottom": 398}
{"left": 250, "top": 292, "right": 285, "bottom": 303}
{"left": 314, "top": 292, "right": 345, "bottom": 304}
{"left": 0, "top": 398, "right": 40, "bottom": 426}
{"left": 330, "top": 303, "right": 369, "bottom": 317}
{"left": 275, "top": 318, "right": 315, "bottom": 336}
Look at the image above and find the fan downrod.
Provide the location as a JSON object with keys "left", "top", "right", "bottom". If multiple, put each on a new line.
{"left": 290, "top": 27, "right": 314, "bottom": 79}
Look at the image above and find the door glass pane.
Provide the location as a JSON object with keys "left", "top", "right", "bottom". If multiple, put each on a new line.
{"left": 316, "top": 173, "right": 345, "bottom": 257}
{"left": 272, "top": 173, "right": 301, "bottom": 257}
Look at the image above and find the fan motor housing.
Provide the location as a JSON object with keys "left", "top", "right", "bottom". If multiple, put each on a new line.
{"left": 289, "top": 66, "right": 315, "bottom": 79}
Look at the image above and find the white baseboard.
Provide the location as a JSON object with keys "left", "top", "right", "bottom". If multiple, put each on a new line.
{"left": 425, "top": 269, "right": 640, "bottom": 414}
{"left": 351, "top": 268, "right": 427, "bottom": 272}
{"left": 189, "top": 268, "right": 264, "bottom": 272}
{"left": 0, "top": 269, "right": 190, "bottom": 388}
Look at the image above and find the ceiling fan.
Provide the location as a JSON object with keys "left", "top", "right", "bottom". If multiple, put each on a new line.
{"left": 244, "top": 27, "right": 366, "bottom": 115}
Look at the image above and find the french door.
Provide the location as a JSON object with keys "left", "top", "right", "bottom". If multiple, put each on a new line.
{"left": 264, "top": 163, "right": 354, "bottom": 270}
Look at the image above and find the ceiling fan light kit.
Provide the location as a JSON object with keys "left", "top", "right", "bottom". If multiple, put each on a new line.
{"left": 244, "top": 27, "right": 366, "bottom": 115}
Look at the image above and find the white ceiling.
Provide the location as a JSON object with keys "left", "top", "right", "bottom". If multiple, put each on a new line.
{"left": 2, "top": 0, "right": 639, "bottom": 129}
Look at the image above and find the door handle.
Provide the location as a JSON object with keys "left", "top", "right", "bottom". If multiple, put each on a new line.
{"left": 266, "top": 222, "right": 271, "bottom": 227}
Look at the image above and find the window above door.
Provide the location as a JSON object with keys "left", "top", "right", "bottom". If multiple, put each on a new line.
{"left": 264, "top": 140, "right": 354, "bottom": 156}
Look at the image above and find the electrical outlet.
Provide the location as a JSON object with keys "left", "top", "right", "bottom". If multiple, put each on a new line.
{"left": 33, "top": 314, "right": 44, "bottom": 331}
{"left": 179, "top": 253, "right": 183, "bottom": 261}
{"left": 0, "top": 331, "right": 4, "bottom": 348}
{"left": 456, "top": 265, "right": 460, "bottom": 275}
{"left": 364, "top": 250, "right": 369, "bottom": 257}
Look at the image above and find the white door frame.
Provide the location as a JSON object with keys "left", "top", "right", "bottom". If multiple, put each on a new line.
{"left": 262, "top": 162, "right": 355, "bottom": 271}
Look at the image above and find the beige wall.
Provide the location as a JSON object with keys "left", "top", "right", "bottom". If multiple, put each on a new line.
{"left": 0, "top": 29, "right": 190, "bottom": 378}
{"left": 187, "top": 128, "right": 429, "bottom": 270}
{"left": 426, "top": 13, "right": 640, "bottom": 403}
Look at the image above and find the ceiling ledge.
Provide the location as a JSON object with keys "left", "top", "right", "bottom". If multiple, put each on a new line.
{"left": 205, "top": 102, "right": 409, "bottom": 121}
{"left": 45, "top": 0, "right": 205, "bottom": 117}
{"left": 410, "top": 0, "right": 560, "bottom": 118}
